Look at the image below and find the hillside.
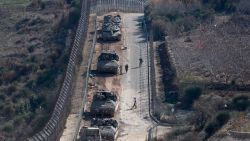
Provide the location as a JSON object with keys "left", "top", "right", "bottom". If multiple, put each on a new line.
{"left": 146, "top": 0, "right": 250, "bottom": 140}
{"left": 0, "top": 0, "right": 80, "bottom": 140}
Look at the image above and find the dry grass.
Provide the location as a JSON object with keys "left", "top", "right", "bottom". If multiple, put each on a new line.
{"left": 0, "top": 1, "right": 72, "bottom": 140}
{"left": 168, "top": 15, "right": 250, "bottom": 86}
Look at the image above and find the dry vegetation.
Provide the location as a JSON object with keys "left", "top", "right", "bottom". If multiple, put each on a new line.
{"left": 146, "top": 0, "right": 250, "bottom": 140}
{"left": 168, "top": 14, "right": 250, "bottom": 87}
{"left": 0, "top": 0, "right": 81, "bottom": 140}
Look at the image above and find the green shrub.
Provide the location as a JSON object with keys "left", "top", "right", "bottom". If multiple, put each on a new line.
{"left": 181, "top": 86, "right": 202, "bottom": 109}
{"left": 36, "top": 68, "right": 57, "bottom": 88}
{"left": 29, "top": 95, "right": 46, "bottom": 112}
{"left": 2, "top": 122, "right": 13, "bottom": 133}
{"left": 232, "top": 95, "right": 250, "bottom": 111}
{"left": 26, "top": 80, "right": 36, "bottom": 90}
{"left": 14, "top": 115, "right": 25, "bottom": 126}
{"left": 205, "top": 121, "right": 219, "bottom": 138}
{"left": 71, "top": 0, "right": 82, "bottom": 9}
{"left": 194, "top": 112, "right": 207, "bottom": 132}
{"left": 40, "top": 1, "right": 45, "bottom": 10}
{"left": 4, "top": 85, "right": 16, "bottom": 96}
{"left": 68, "top": 7, "right": 81, "bottom": 28}
{"left": 23, "top": 112, "right": 35, "bottom": 124}
{"left": 165, "top": 91, "right": 178, "bottom": 104}
{"left": 202, "top": 0, "right": 238, "bottom": 13}
{"left": 216, "top": 112, "right": 230, "bottom": 126}
{"left": 28, "top": 45, "right": 35, "bottom": 53}
{"left": 205, "top": 112, "right": 230, "bottom": 139}
{"left": 3, "top": 103, "right": 15, "bottom": 118}
{"left": 0, "top": 94, "right": 5, "bottom": 102}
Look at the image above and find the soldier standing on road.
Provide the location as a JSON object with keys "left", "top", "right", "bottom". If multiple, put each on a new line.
{"left": 119, "top": 65, "right": 122, "bottom": 75}
{"left": 139, "top": 58, "right": 143, "bottom": 67}
{"left": 125, "top": 64, "right": 128, "bottom": 73}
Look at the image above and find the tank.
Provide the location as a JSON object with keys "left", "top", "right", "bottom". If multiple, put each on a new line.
{"left": 102, "top": 15, "right": 122, "bottom": 41}
{"left": 79, "top": 127, "right": 101, "bottom": 141}
{"left": 91, "top": 90, "right": 118, "bottom": 117}
{"left": 97, "top": 50, "right": 119, "bottom": 74}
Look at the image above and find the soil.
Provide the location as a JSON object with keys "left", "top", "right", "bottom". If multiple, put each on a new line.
{"left": 60, "top": 14, "right": 96, "bottom": 141}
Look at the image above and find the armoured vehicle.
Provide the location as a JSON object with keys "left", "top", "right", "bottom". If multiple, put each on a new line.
{"left": 97, "top": 50, "right": 119, "bottom": 74}
{"left": 91, "top": 91, "right": 118, "bottom": 117}
{"left": 79, "top": 127, "right": 101, "bottom": 141}
{"left": 102, "top": 15, "right": 122, "bottom": 41}
{"left": 99, "top": 126, "right": 117, "bottom": 141}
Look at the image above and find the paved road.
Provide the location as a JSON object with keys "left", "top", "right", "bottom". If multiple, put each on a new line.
{"left": 118, "top": 13, "right": 153, "bottom": 141}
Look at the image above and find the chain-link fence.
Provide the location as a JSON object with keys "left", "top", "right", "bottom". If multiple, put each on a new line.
{"left": 91, "top": 0, "right": 145, "bottom": 14}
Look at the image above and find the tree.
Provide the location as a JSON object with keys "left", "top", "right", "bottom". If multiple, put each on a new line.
{"left": 205, "top": 112, "right": 230, "bottom": 139}
{"left": 67, "top": 7, "right": 81, "bottom": 28}
{"left": 232, "top": 95, "right": 250, "bottom": 111}
{"left": 181, "top": 86, "right": 202, "bottom": 109}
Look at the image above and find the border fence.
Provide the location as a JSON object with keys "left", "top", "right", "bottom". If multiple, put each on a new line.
{"left": 91, "top": 0, "right": 145, "bottom": 14}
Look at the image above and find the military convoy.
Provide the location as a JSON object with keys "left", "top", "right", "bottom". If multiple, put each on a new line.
{"left": 80, "top": 14, "right": 122, "bottom": 141}
{"left": 97, "top": 50, "right": 119, "bottom": 74}
{"left": 102, "top": 15, "right": 122, "bottom": 41}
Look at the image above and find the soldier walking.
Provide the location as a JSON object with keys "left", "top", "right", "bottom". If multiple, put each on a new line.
{"left": 139, "top": 58, "right": 143, "bottom": 67}
{"left": 125, "top": 64, "right": 128, "bottom": 73}
{"left": 131, "top": 97, "right": 137, "bottom": 109}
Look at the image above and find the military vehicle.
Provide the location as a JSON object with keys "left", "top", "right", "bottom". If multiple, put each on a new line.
{"left": 97, "top": 50, "right": 119, "bottom": 74}
{"left": 91, "top": 118, "right": 118, "bottom": 141}
{"left": 102, "top": 15, "right": 122, "bottom": 41}
{"left": 90, "top": 91, "right": 118, "bottom": 117}
{"left": 79, "top": 126, "right": 101, "bottom": 141}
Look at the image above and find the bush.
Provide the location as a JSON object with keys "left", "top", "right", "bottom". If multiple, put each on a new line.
{"left": 4, "top": 85, "right": 16, "bottom": 96}
{"left": 29, "top": 95, "right": 46, "bottom": 112}
{"left": 193, "top": 112, "right": 207, "bottom": 131}
{"left": 26, "top": 80, "right": 36, "bottom": 90}
{"left": 14, "top": 115, "right": 25, "bottom": 126}
{"left": 2, "top": 70, "right": 18, "bottom": 83}
{"left": 152, "top": 18, "right": 167, "bottom": 40}
{"left": 202, "top": 0, "right": 238, "bottom": 13}
{"left": 40, "top": 1, "right": 45, "bottom": 10}
{"left": 0, "top": 94, "right": 5, "bottom": 102}
{"left": 3, "top": 103, "right": 15, "bottom": 118}
{"left": 205, "top": 112, "right": 230, "bottom": 139}
{"left": 165, "top": 91, "right": 178, "bottom": 104}
{"left": 28, "top": 45, "right": 35, "bottom": 53}
{"left": 36, "top": 68, "right": 57, "bottom": 88}
{"left": 1, "top": 122, "right": 13, "bottom": 133}
{"left": 71, "top": 0, "right": 82, "bottom": 9}
{"left": 205, "top": 121, "right": 219, "bottom": 138}
{"left": 232, "top": 95, "right": 250, "bottom": 111}
{"left": 67, "top": 7, "right": 81, "bottom": 28}
{"left": 216, "top": 112, "right": 230, "bottom": 126}
{"left": 181, "top": 86, "right": 202, "bottom": 109}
